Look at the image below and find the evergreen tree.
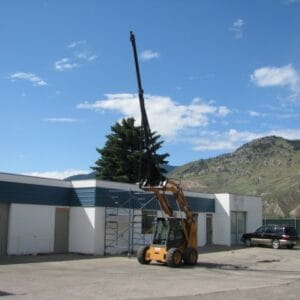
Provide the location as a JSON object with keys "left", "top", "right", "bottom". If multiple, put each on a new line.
{"left": 92, "top": 118, "right": 169, "bottom": 183}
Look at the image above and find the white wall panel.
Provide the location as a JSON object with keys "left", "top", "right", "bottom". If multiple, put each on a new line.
{"left": 245, "top": 196, "right": 262, "bottom": 233}
{"left": 197, "top": 213, "right": 207, "bottom": 247}
{"left": 94, "top": 207, "right": 105, "bottom": 255}
{"left": 213, "top": 194, "right": 231, "bottom": 246}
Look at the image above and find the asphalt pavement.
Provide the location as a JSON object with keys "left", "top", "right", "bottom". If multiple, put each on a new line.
{"left": 0, "top": 246, "right": 299, "bottom": 299}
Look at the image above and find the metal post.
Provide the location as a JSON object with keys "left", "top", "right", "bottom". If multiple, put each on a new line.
{"left": 128, "top": 193, "right": 132, "bottom": 258}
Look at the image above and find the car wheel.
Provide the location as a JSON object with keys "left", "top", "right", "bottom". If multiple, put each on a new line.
{"left": 137, "top": 245, "right": 151, "bottom": 264}
{"left": 272, "top": 239, "right": 280, "bottom": 249}
{"left": 183, "top": 247, "right": 198, "bottom": 265}
{"left": 166, "top": 248, "right": 182, "bottom": 267}
{"left": 287, "top": 245, "right": 294, "bottom": 249}
{"left": 244, "top": 238, "right": 252, "bottom": 247}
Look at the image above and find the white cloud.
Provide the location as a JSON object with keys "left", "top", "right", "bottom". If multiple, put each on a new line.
{"left": 267, "top": 128, "right": 300, "bottom": 140}
{"left": 69, "top": 40, "right": 97, "bottom": 62}
{"left": 192, "top": 129, "right": 260, "bottom": 151}
{"left": 229, "top": 18, "right": 244, "bottom": 39}
{"left": 44, "top": 118, "right": 78, "bottom": 123}
{"left": 251, "top": 65, "right": 299, "bottom": 89}
{"left": 23, "top": 169, "right": 90, "bottom": 180}
{"left": 68, "top": 40, "right": 86, "bottom": 48}
{"left": 77, "top": 93, "right": 230, "bottom": 138}
{"left": 9, "top": 72, "right": 47, "bottom": 86}
{"left": 192, "top": 140, "right": 236, "bottom": 151}
{"left": 75, "top": 51, "right": 97, "bottom": 62}
{"left": 54, "top": 58, "right": 78, "bottom": 71}
{"left": 251, "top": 65, "right": 300, "bottom": 101}
{"left": 283, "top": 0, "right": 300, "bottom": 4}
{"left": 140, "top": 50, "right": 160, "bottom": 61}
{"left": 192, "top": 128, "right": 300, "bottom": 151}
{"left": 248, "top": 110, "right": 261, "bottom": 117}
{"left": 218, "top": 106, "right": 231, "bottom": 116}
{"left": 56, "top": 41, "right": 97, "bottom": 70}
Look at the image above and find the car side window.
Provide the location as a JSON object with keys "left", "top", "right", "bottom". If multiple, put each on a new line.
{"left": 265, "top": 227, "right": 273, "bottom": 233}
{"left": 256, "top": 226, "right": 265, "bottom": 233}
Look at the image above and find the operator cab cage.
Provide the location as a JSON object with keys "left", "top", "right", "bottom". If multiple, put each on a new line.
{"left": 153, "top": 218, "right": 186, "bottom": 249}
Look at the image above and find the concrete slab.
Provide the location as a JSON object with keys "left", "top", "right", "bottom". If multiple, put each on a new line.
{"left": 0, "top": 246, "right": 299, "bottom": 299}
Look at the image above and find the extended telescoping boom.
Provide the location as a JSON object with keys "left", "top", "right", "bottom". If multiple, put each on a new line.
{"left": 130, "top": 31, "right": 198, "bottom": 267}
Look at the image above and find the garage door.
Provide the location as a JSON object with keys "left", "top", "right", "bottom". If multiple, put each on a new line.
{"left": 0, "top": 203, "right": 9, "bottom": 256}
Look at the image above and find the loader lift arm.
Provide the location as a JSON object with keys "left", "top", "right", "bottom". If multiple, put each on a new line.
{"left": 130, "top": 31, "right": 198, "bottom": 267}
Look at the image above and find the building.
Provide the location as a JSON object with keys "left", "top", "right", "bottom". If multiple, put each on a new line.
{"left": 0, "top": 172, "right": 262, "bottom": 256}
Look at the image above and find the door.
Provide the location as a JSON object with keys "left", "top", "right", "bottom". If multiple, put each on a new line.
{"left": 252, "top": 226, "right": 265, "bottom": 244}
{"left": 206, "top": 214, "right": 213, "bottom": 245}
{"left": 231, "top": 211, "right": 246, "bottom": 245}
{"left": 0, "top": 203, "right": 9, "bottom": 256}
{"left": 54, "top": 208, "right": 70, "bottom": 253}
{"left": 263, "top": 226, "right": 274, "bottom": 246}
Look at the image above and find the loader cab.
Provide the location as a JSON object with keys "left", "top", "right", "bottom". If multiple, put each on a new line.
{"left": 152, "top": 217, "right": 186, "bottom": 249}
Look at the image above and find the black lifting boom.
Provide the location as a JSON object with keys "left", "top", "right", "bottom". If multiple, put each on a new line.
{"left": 129, "top": 31, "right": 165, "bottom": 186}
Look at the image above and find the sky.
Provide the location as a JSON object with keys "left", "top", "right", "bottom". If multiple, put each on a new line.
{"left": 1, "top": 0, "right": 300, "bottom": 179}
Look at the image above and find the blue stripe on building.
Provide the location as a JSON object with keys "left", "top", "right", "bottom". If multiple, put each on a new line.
{"left": 0, "top": 180, "right": 215, "bottom": 213}
{"left": 73, "top": 187, "right": 215, "bottom": 212}
{"left": 70, "top": 187, "right": 96, "bottom": 206}
{"left": 0, "top": 181, "right": 70, "bottom": 206}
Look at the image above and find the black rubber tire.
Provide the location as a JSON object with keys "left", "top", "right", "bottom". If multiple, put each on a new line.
{"left": 287, "top": 244, "right": 294, "bottom": 249}
{"left": 244, "top": 238, "right": 252, "bottom": 247}
{"left": 166, "top": 248, "right": 182, "bottom": 267}
{"left": 183, "top": 247, "right": 198, "bottom": 265}
{"left": 272, "top": 239, "right": 280, "bottom": 249}
{"left": 137, "top": 245, "right": 151, "bottom": 264}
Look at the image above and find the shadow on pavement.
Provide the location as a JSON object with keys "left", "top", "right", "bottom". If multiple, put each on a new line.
{"left": 0, "top": 245, "right": 245, "bottom": 266}
{"left": 198, "top": 244, "right": 244, "bottom": 253}
{"left": 0, "top": 253, "right": 105, "bottom": 266}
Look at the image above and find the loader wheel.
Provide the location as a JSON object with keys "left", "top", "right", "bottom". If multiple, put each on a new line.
{"left": 137, "top": 245, "right": 151, "bottom": 264}
{"left": 166, "top": 248, "right": 182, "bottom": 267}
{"left": 183, "top": 247, "right": 198, "bottom": 265}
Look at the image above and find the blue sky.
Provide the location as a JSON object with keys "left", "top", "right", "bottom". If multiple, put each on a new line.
{"left": 1, "top": 0, "right": 300, "bottom": 179}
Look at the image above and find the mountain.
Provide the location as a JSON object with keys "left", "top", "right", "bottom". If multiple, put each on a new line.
{"left": 163, "top": 164, "right": 177, "bottom": 173}
{"left": 65, "top": 172, "right": 96, "bottom": 181}
{"left": 169, "top": 136, "right": 300, "bottom": 218}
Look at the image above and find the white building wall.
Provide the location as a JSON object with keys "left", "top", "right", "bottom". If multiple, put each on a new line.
{"left": 69, "top": 207, "right": 96, "bottom": 254}
{"left": 244, "top": 196, "right": 262, "bottom": 232}
{"left": 230, "top": 194, "right": 262, "bottom": 233}
{"left": 197, "top": 213, "right": 206, "bottom": 247}
{"left": 213, "top": 194, "right": 231, "bottom": 246}
{"left": 94, "top": 207, "right": 106, "bottom": 255}
{"left": 7, "top": 204, "right": 55, "bottom": 255}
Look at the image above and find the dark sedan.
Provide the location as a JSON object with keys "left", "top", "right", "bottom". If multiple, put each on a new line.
{"left": 241, "top": 224, "right": 298, "bottom": 249}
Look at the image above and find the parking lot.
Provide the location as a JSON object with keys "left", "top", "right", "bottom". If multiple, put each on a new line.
{"left": 0, "top": 246, "right": 299, "bottom": 299}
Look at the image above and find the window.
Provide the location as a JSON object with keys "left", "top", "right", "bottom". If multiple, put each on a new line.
{"left": 265, "top": 226, "right": 274, "bottom": 233}
{"left": 274, "top": 227, "right": 283, "bottom": 234}
{"left": 142, "top": 210, "right": 156, "bottom": 234}
{"left": 153, "top": 219, "right": 168, "bottom": 244}
{"left": 256, "top": 226, "right": 265, "bottom": 234}
{"left": 231, "top": 211, "right": 246, "bottom": 245}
